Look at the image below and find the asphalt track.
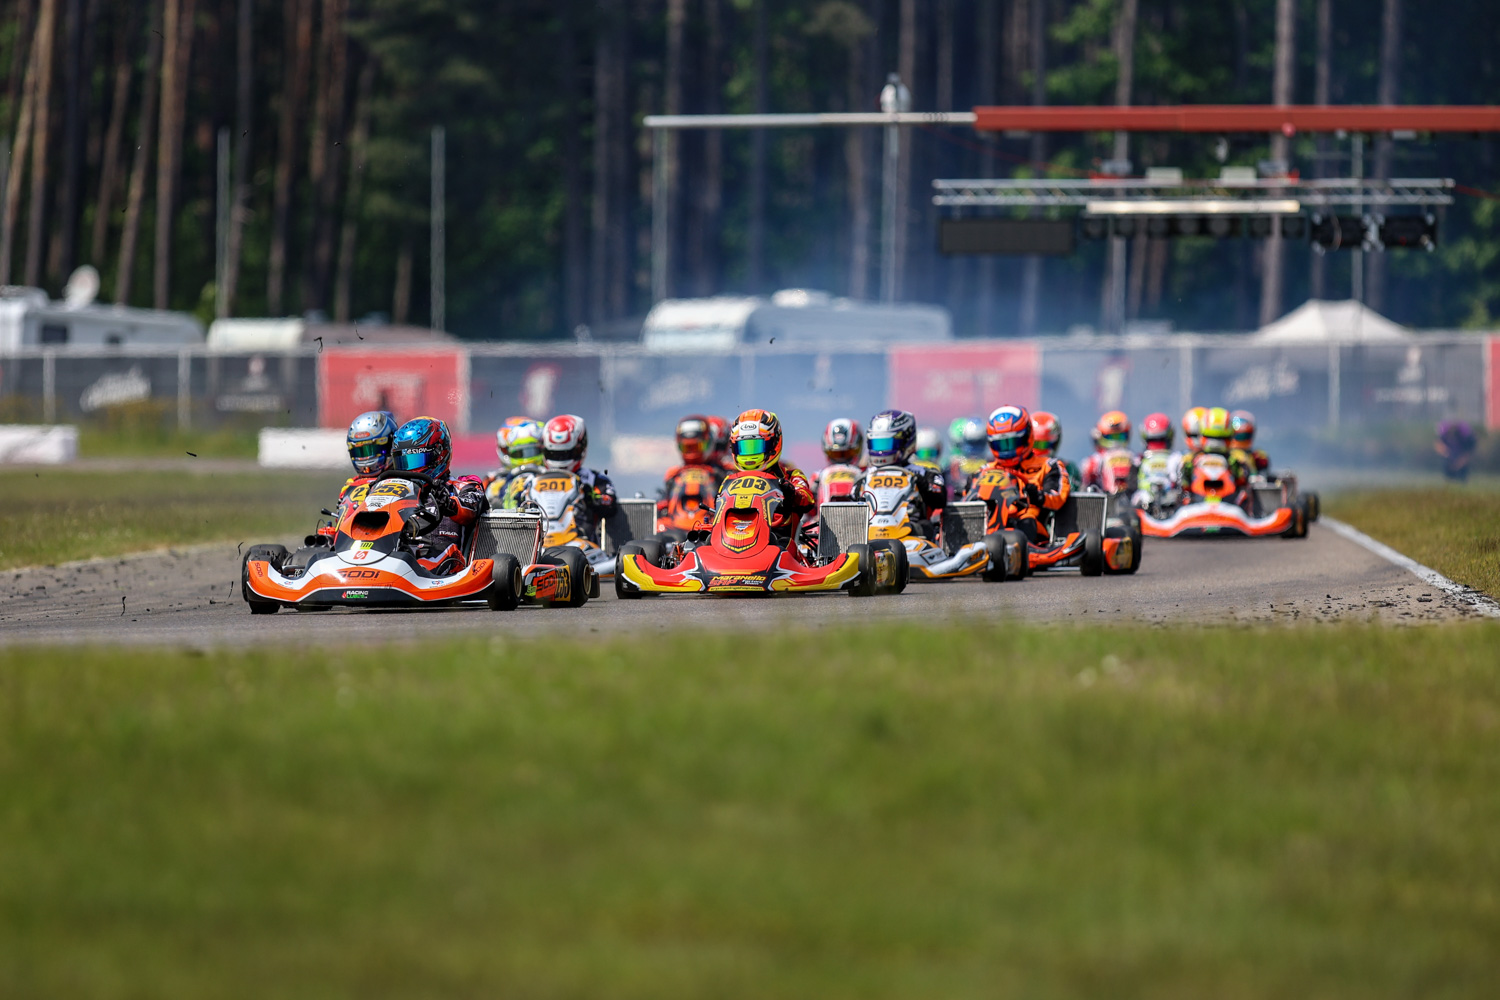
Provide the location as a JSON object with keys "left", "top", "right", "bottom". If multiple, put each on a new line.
{"left": 0, "top": 522, "right": 1486, "bottom": 646}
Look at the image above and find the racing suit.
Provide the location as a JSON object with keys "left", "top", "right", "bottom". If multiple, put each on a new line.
{"left": 412, "top": 475, "right": 487, "bottom": 571}
{"left": 1175, "top": 450, "right": 1253, "bottom": 503}
{"left": 1132, "top": 445, "right": 1178, "bottom": 508}
{"left": 571, "top": 467, "right": 622, "bottom": 546}
{"left": 1230, "top": 446, "right": 1270, "bottom": 477}
{"left": 1078, "top": 451, "right": 1109, "bottom": 491}
{"left": 657, "top": 461, "right": 726, "bottom": 531}
{"left": 972, "top": 452, "right": 1071, "bottom": 545}
{"left": 855, "top": 462, "right": 947, "bottom": 540}
{"left": 335, "top": 474, "right": 377, "bottom": 517}
{"left": 659, "top": 461, "right": 727, "bottom": 497}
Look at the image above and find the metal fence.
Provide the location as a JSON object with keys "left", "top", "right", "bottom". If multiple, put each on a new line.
{"left": 2, "top": 335, "right": 1492, "bottom": 492}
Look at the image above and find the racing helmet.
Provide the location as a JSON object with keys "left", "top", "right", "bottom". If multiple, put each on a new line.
{"left": 1230, "top": 409, "right": 1256, "bottom": 448}
{"left": 1182, "top": 406, "right": 1207, "bottom": 449}
{"left": 391, "top": 416, "right": 453, "bottom": 478}
{"left": 1095, "top": 410, "right": 1131, "bottom": 450}
{"left": 1140, "top": 412, "right": 1174, "bottom": 450}
{"left": 495, "top": 414, "right": 540, "bottom": 463}
{"left": 729, "top": 409, "right": 784, "bottom": 472}
{"left": 675, "top": 414, "right": 713, "bottom": 463}
{"left": 867, "top": 410, "right": 917, "bottom": 466}
{"left": 986, "top": 405, "right": 1032, "bottom": 468}
{"left": 821, "top": 417, "right": 864, "bottom": 464}
{"left": 915, "top": 427, "right": 942, "bottom": 464}
{"left": 1031, "top": 411, "right": 1063, "bottom": 456}
{"left": 705, "top": 415, "right": 731, "bottom": 462}
{"left": 346, "top": 410, "right": 398, "bottom": 476}
{"left": 1201, "top": 407, "right": 1233, "bottom": 455}
{"left": 543, "top": 414, "right": 589, "bottom": 471}
{"left": 950, "top": 417, "right": 988, "bottom": 459}
{"left": 505, "top": 419, "right": 546, "bottom": 470}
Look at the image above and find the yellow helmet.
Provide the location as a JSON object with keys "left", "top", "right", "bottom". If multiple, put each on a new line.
{"left": 729, "top": 409, "right": 784, "bottom": 472}
{"left": 1182, "top": 405, "right": 1208, "bottom": 449}
{"left": 1201, "top": 407, "right": 1233, "bottom": 454}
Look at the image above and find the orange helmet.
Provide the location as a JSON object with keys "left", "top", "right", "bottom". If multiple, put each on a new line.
{"left": 729, "top": 409, "right": 784, "bottom": 472}
{"left": 675, "top": 414, "right": 712, "bottom": 463}
{"left": 1182, "top": 406, "right": 1207, "bottom": 449}
{"left": 985, "top": 405, "right": 1033, "bottom": 468}
{"left": 1031, "top": 411, "right": 1063, "bottom": 455}
{"left": 1229, "top": 409, "right": 1256, "bottom": 448}
{"left": 1201, "top": 407, "right": 1233, "bottom": 454}
{"left": 1094, "top": 410, "right": 1131, "bottom": 450}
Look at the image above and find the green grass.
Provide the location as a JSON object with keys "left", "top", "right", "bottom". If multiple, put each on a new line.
{"left": 0, "top": 469, "right": 342, "bottom": 569}
{"left": 76, "top": 422, "right": 261, "bottom": 460}
{"left": 3, "top": 622, "right": 1500, "bottom": 999}
{"left": 1327, "top": 483, "right": 1500, "bottom": 597}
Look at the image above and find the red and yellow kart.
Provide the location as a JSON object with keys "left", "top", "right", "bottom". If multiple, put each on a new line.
{"left": 966, "top": 467, "right": 1139, "bottom": 576}
{"left": 614, "top": 472, "right": 901, "bottom": 597}
{"left": 241, "top": 470, "right": 593, "bottom": 614}
{"left": 1139, "top": 454, "right": 1307, "bottom": 538}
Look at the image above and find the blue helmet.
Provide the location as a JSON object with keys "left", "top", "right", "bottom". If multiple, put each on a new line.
{"left": 391, "top": 416, "right": 453, "bottom": 479}
{"left": 346, "top": 410, "right": 398, "bottom": 475}
{"left": 866, "top": 409, "right": 917, "bottom": 465}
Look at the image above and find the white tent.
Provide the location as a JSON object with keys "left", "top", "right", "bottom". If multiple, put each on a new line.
{"left": 1253, "top": 299, "right": 1410, "bottom": 343}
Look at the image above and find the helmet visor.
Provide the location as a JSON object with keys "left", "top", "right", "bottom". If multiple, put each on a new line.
{"left": 1032, "top": 439, "right": 1055, "bottom": 454}
{"left": 989, "top": 432, "right": 1027, "bottom": 460}
{"left": 867, "top": 435, "right": 898, "bottom": 457}
{"left": 394, "top": 450, "right": 436, "bottom": 472}
{"left": 509, "top": 441, "right": 544, "bottom": 464}
{"left": 1100, "top": 431, "right": 1129, "bottom": 448}
{"left": 348, "top": 440, "right": 388, "bottom": 461}
{"left": 915, "top": 445, "right": 939, "bottom": 462}
{"left": 732, "top": 438, "right": 768, "bottom": 457}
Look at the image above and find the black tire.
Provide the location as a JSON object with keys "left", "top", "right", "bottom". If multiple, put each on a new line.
{"left": 981, "top": 533, "right": 1008, "bottom": 582}
{"left": 846, "top": 543, "right": 878, "bottom": 597}
{"left": 544, "top": 546, "right": 591, "bottom": 608}
{"left": 1282, "top": 500, "right": 1309, "bottom": 539}
{"left": 1126, "top": 524, "right": 1143, "bottom": 574}
{"left": 1303, "top": 490, "right": 1321, "bottom": 522}
{"left": 1103, "top": 526, "right": 1131, "bottom": 575}
{"left": 242, "top": 544, "right": 288, "bottom": 615}
{"left": 487, "top": 554, "right": 522, "bottom": 611}
{"left": 631, "top": 539, "right": 666, "bottom": 567}
{"left": 613, "top": 542, "right": 650, "bottom": 600}
{"left": 1080, "top": 529, "right": 1104, "bottom": 576}
{"left": 869, "top": 539, "right": 909, "bottom": 594}
{"left": 654, "top": 528, "right": 689, "bottom": 545}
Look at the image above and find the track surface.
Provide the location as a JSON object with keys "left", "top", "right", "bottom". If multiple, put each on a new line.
{"left": 0, "top": 524, "right": 1485, "bottom": 646}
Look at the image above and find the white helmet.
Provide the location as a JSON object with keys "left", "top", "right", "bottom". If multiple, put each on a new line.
{"left": 543, "top": 414, "right": 588, "bottom": 472}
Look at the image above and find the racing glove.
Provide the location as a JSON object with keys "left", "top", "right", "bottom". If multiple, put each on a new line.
{"left": 1024, "top": 483, "right": 1044, "bottom": 507}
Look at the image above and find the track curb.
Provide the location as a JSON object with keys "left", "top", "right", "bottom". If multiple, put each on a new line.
{"left": 1322, "top": 516, "right": 1500, "bottom": 619}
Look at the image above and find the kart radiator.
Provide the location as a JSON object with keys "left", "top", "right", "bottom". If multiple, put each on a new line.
{"left": 941, "top": 501, "right": 988, "bottom": 555}
{"left": 1251, "top": 484, "right": 1285, "bottom": 517}
{"left": 603, "top": 498, "right": 657, "bottom": 552}
{"left": 818, "top": 502, "right": 871, "bottom": 561}
{"left": 475, "top": 512, "right": 543, "bottom": 564}
{"left": 1071, "top": 492, "right": 1109, "bottom": 534}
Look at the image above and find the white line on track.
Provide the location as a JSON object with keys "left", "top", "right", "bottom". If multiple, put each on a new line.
{"left": 1321, "top": 516, "right": 1500, "bottom": 619}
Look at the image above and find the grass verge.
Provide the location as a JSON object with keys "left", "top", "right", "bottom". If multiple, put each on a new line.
{"left": 3, "top": 622, "right": 1499, "bottom": 999}
{"left": 1327, "top": 483, "right": 1500, "bottom": 597}
{"left": 0, "top": 469, "right": 342, "bottom": 570}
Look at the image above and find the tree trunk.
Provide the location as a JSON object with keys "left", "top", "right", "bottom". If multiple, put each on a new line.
{"left": 1310, "top": 0, "right": 1331, "bottom": 300}
{"left": 892, "top": 0, "right": 914, "bottom": 303}
{"left": 746, "top": 0, "right": 768, "bottom": 293}
{"left": 691, "top": 0, "right": 723, "bottom": 297}
{"left": 5, "top": 0, "right": 36, "bottom": 134}
{"left": 22, "top": 0, "right": 56, "bottom": 288}
{"left": 1018, "top": 0, "right": 1047, "bottom": 336}
{"left": 973, "top": 0, "right": 996, "bottom": 335}
{"left": 589, "top": 1, "right": 610, "bottom": 323}
{"left": 661, "top": 0, "right": 684, "bottom": 301}
{"left": 1259, "top": 0, "right": 1296, "bottom": 326}
{"left": 54, "top": 0, "right": 82, "bottom": 280}
{"left": 333, "top": 57, "right": 374, "bottom": 324}
{"left": 607, "top": 6, "right": 630, "bottom": 318}
{"left": 0, "top": 13, "right": 39, "bottom": 285}
{"left": 308, "top": 0, "right": 349, "bottom": 311}
{"left": 561, "top": 0, "right": 586, "bottom": 329}
{"left": 1367, "top": 0, "right": 1402, "bottom": 313}
{"left": 221, "top": 0, "right": 253, "bottom": 317}
{"left": 1101, "top": 0, "right": 1137, "bottom": 333}
{"left": 153, "top": 0, "right": 195, "bottom": 310}
{"left": 114, "top": 0, "right": 161, "bottom": 304}
{"left": 843, "top": 5, "right": 869, "bottom": 301}
{"left": 90, "top": 3, "right": 133, "bottom": 266}
{"left": 392, "top": 238, "right": 412, "bottom": 324}
{"left": 267, "top": 0, "right": 313, "bottom": 315}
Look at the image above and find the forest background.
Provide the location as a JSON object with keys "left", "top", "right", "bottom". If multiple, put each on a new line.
{"left": 0, "top": 0, "right": 1497, "bottom": 341}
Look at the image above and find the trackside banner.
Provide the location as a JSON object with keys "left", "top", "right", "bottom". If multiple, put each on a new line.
{"left": 317, "top": 349, "right": 469, "bottom": 431}
{"left": 888, "top": 342, "right": 1040, "bottom": 428}
{"left": 1489, "top": 337, "right": 1500, "bottom": 430}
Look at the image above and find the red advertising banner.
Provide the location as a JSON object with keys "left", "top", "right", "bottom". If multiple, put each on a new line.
{"left": 1488, "top": 337, "right": 1500, "bottom": 430}
{"left": 888, "top": 342, "right": 1040, "bottom": 427}
{"left": 318, "top": 349, "right": 469, "bottom": 430}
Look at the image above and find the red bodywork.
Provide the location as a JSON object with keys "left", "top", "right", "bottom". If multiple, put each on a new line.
{"left": 656, "top": 465, "right": 721, "bottom": 533}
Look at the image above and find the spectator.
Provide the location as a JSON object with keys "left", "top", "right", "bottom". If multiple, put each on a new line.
{"left": 1435, "top": 419, "right": 1478, "bottom": 482}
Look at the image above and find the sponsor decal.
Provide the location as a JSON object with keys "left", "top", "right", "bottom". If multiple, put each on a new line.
{"left": 341, "top": 569, "right": 381, "bottom": 580}
{"left": 532, "top": 476, "right": 573, "bottom": 492}
{"left": 706, "top": 573, "right": 769, "bottom": 591}
{"left": 525, "top": 567, "right": 572, "bottom": 603}
{"left": 342, "top": 590, "right": 369, "bottom": 599}
{"left": 318, "top": 349, "right": 466, "bottom": 430}
{"left": 79, "top": 366, "right": 152, "bottom": 412}
{"left": 370, "top": 481, "right": 411, "bottom": 498}
{"left": 867, "top": 472, "right": 909, "bottom": 490}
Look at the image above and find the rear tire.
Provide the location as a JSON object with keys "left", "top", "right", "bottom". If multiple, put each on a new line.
{"left": 487, "top": 554, "right": 522, "bottom": 611}
{"left": 547, "top": 547, "right": 591, "bottom": 607}
{"left": 1126, "top": 523, "right": 1143, "bottom": 574}
{"left": 869, "top": 539, "right": 909, "bottom": 594}
{"left": 1080, "top": 530, "right": 1104, "bottom": 577}
{"left": 846, "top": 544, "right": 878, "bottom": 597}
{"left": 1303, "top": 490, "right": 1321, "bottom": 522}
{"left": 242, "top": 544, "right": 288, "bottom": 615}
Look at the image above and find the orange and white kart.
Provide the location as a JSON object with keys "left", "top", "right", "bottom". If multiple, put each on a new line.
{"left": 966, "top": 467, "right": 1139, "bottom": 576}
{"left": 241, "top": 470, "right": 594, "bottom": 614}
{"left": 815, "top": 463, "right": 863, "bottom": 503}
{"left": 614, "top": 472, "right": 902, "bottom": 598}
{"left": 1138, "top": 453, "right": 1308, "bottom": 539}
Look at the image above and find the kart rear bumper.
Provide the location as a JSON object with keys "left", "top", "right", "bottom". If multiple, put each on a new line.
{"left": 1140, "top": 502, "right": 1294, "bottom": 538}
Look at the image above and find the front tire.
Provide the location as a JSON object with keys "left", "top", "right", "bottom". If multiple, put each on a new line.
{"left": 1080, "top": 530, "right": 1104, "bottom": 577}
{"left": 868, "top": 539, "right": 910, "bottom": 594}
{"left": 242, "top": 544, "right": 288, "bottom": 615}
{"left": 846, "top": 544, "right": 878, "bottom": 597}
{"left": 487, "top": 554, "right": 523, "bottom": 611}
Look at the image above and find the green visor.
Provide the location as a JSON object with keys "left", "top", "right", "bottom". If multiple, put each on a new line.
{"left": 508, "top": 442, "right": 544, "bottom": 463}
{"left": 733, "top": 438, "right": 769, "bottom": 458}
{"left": 348, "top": 439, "right": 388, "bottom": 461}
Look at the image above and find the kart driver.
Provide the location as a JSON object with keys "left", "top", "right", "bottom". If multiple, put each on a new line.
{"left": 971, "top": 404, "right": 1071, "bottom": 545}
{"left": 856, "top": 409, "right": 947, "bottom": 539}
{"left": 485, "top": 415, "right": 543, "bottom": 487}
{"left": 1080, "top": 410, "right": 1131, "bottom": 490}
{"left": 914, "top": 426, "right": 943, "bottom": 470}
{"left": 705, "top": 415, "right": 735, "bottom": 474}
{"left": 659, "top": 414, "right": 727, "bottom": 511}
{"left": 1178, "top": 407, "right": 1252, "bottom": 499}
{"left": 389, "top": 416, "right": 486, "bottom": 573}
{"left": 1181, "top": 405, "right": 1208, "bottom": 452}
{"left": 1132, "top": 411, "right": 1179, "bottom": 507}
{"left": 725, "top": 409, "right": 817, "bottom": 542}
{"left": 1229, "top": 410, "right": 1271, "bottom": 476}
{"left": 542, "top": 413, "right": 622, "bottom": 544}
{"left": 815, "top": 417, "right": 865, "bottom": 482}
{"left": 1030, "top": 411, "right": 1082, "bottom": 488}
{"left": 336, "top": 410, "right": 398, "bottom": 516}
{"left": 945, "top": 416, "right": 989, "bottom": 498}
{"left": 488, "top": 419, "right": 547, "bottom": 508}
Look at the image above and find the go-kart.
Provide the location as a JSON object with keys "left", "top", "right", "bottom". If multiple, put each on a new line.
{"left": 815, "top": 463, "right": 863, "bottom": 503}
{"left": 857, "top": 465, "right": 1017, "bottom": 582}
{"left": 614, "top": 472, "right": 902, "bottom": 598}
{"left": 967, "top": 467, "right": 1139, "bottom": 576}
{"left": 1139, "top": 453, "right": 1307, "bottom": 538}
{"left": 521, "top": 468, "right": 619, "bottom": 580}
{"left": 241, "top": 470, "right": 593, "bottom": 613}
{"left": 653, "top": 465, "right": 721, "bottom": 543}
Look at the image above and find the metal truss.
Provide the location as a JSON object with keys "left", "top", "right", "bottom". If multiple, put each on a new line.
{"left": 932, "top": 177, "right": 1455, "bottom": 209}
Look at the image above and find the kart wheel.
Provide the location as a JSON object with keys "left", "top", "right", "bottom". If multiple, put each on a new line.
{"left": 487, "top": 554, "right": 523, "bottom": 611}
{"left": 1282, "top": 501, "right": 1309, "bottom": 539}
{"left": 1080, "top": 530, "right": 1105, "bottom": 577}
{"left": 981, "top": 533, "right": 1008, "bottom": 582}
{"left": 1126, "top": 524, "right": 1143, "bottom": 574}
{"left": 613, "top": 542, "right": 653, "bottom": 600}
{"left": 1303, "top": 491, "right": 1321, "bottom": 522}
{"left": 846, "top": 544, "right": 878, "bottom": 597}
{"left": 552, "top": 547, "right": 591, "bottom": 608}
{"left": 654, "top": 528, "right": 689, "bottom": 545}
{"left": 630, "top": 539, "right": 665, "bottom": 567}
{"left": 1103, "top": 526, "right": 1131, "bottom": 575}
{"left": 242, "top": 544, "right": 288, "bottom": 615}
{"left": 869, "top": 539, "right": 910, "bottom": 594}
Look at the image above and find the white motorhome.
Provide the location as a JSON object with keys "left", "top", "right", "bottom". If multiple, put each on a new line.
{"left": 0, "top": 285, "right": 203, "bottom": 350}
{"left": 642, "top": 290, "right": 953, "bottom": 351}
